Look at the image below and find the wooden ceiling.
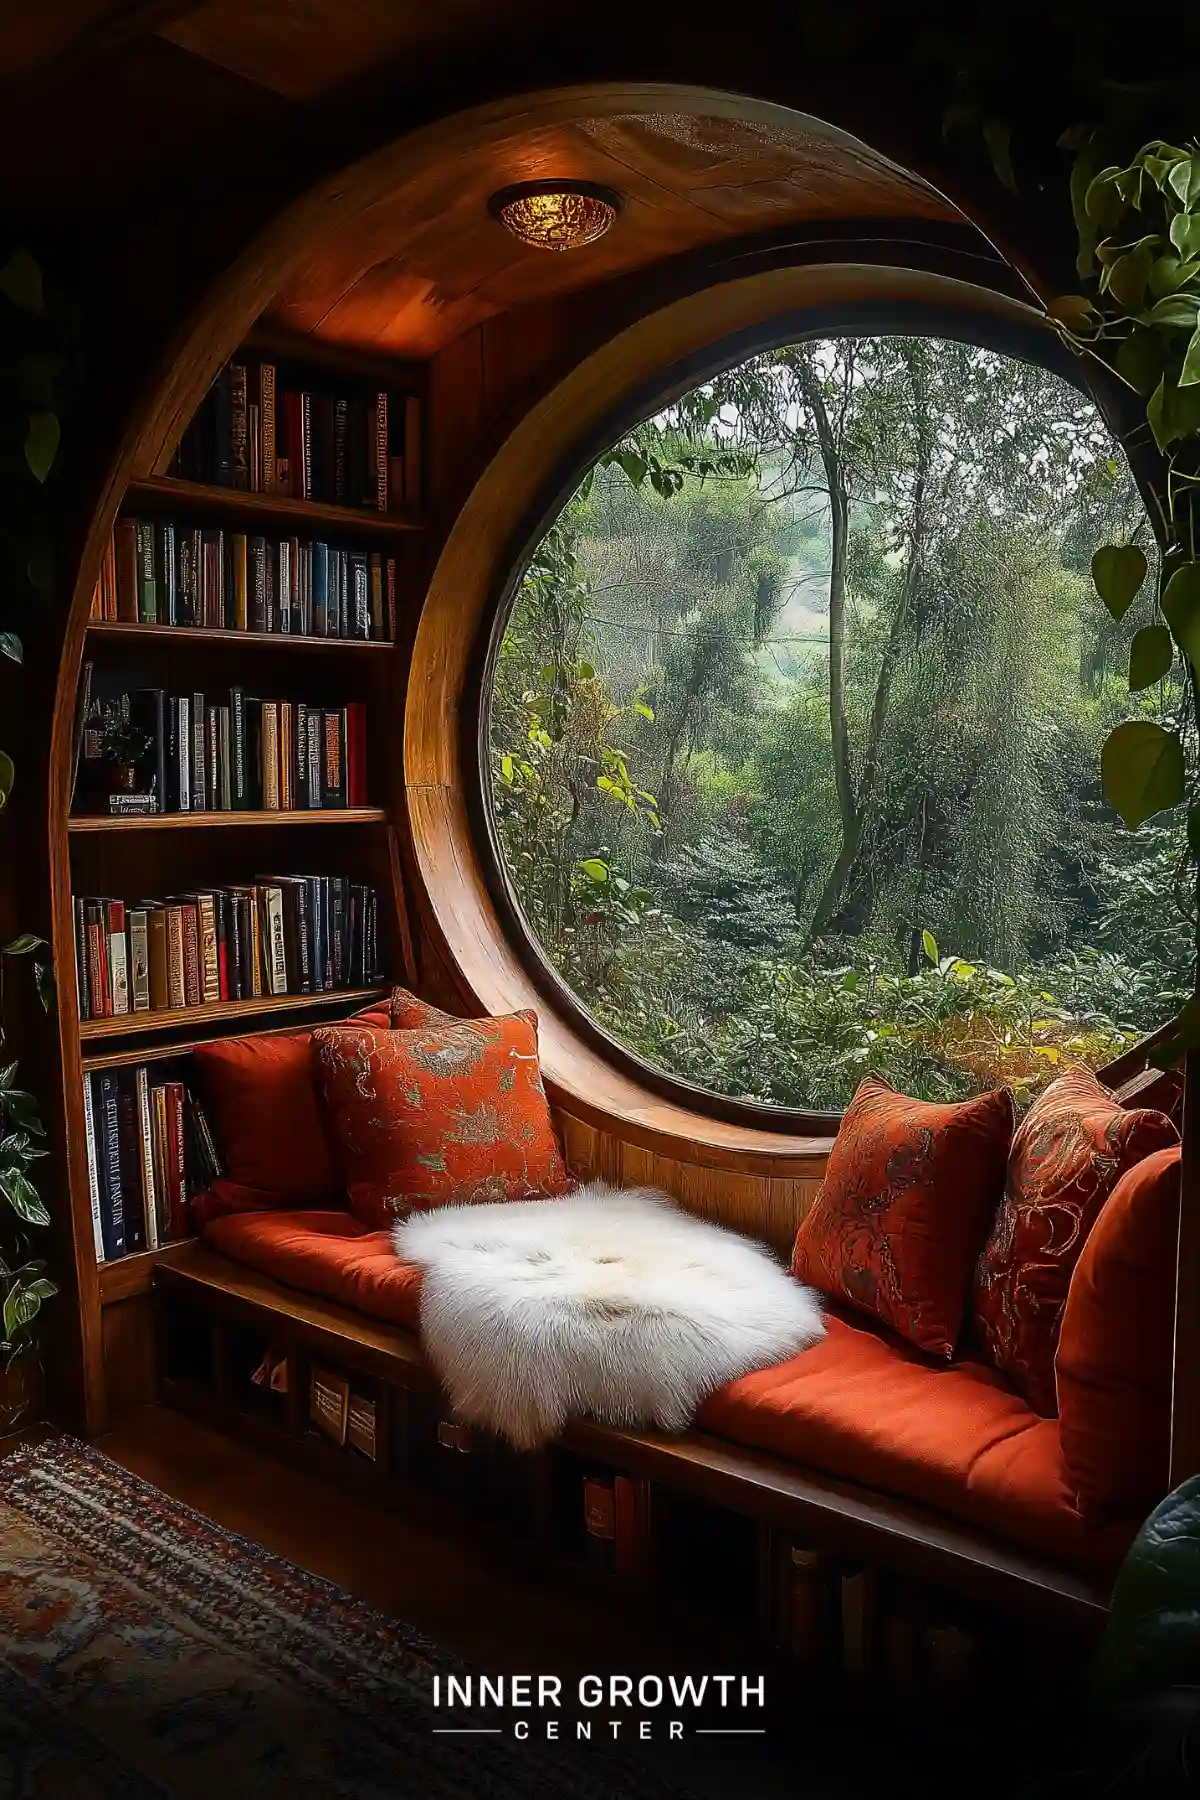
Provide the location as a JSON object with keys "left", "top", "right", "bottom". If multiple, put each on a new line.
{"left": 1, "top": 4, "right": 968, "bottom": 364}
{"left": 264, "top": 110, "right": 962, "bottom": 360}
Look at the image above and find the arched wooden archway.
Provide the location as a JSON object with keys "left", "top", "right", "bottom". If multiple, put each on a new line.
{"left": 45, "top": 76, "right": 1195, "bottom": 1496}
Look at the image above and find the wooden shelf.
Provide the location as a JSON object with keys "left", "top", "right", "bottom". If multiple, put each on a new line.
{"left": 69, "top": 808, "right": 387, "bottom": 833}
{"left": 85, "top": 620, "right": 396, "bottom": 652}
{"left": 79, "top": 985, "right": 388, "bottom": 1044}
{"left": 99, "top": 1240, "right": 199, "bottom": 1304}
{"left": 125, "top": 475, "right": 422, "bottom": 538}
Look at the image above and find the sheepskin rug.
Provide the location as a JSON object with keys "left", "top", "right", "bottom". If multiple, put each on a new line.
{"left": 393, "top": 1182, "right": 824, "bottom": 1450}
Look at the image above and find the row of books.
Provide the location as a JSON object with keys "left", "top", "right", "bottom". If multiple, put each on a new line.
{"left": 76, "top": 679, "right": 368, "bottom": 815}
{"left": 172, "top": 359, "right": 421, "bottom": 511}
{"left": 83, "top": 1065, "right": 221, "bottom": 1263}
{"left": 90, "top": 519, "right": 397, "bottom": 641}
{"left": 75, "top": 880, "right": 383, "bottom": 1020}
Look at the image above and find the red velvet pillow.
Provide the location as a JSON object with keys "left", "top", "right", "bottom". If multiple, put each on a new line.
{"left": 791, "top": 1074, "right": 1014, "bottom": 1358}
{"left": 971, "top": 1068, "right": 1178, "bottom": 1416}
{"left": 191, "top": 998, "right": 393, "bottom": 1207}
{"left": 1056, "top": 1144, "right": 1180, "bottom": 1523}
{"left": 312, "top": 1009, "right": 572, "bottom": 1227}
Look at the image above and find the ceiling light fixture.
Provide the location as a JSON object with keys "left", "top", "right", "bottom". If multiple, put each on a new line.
{"left": 488, "top": 180, "right": 622, "bottom": 252}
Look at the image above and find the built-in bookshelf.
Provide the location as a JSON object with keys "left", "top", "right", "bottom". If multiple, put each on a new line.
{"left": 52, "top": 332, "right": 425, "bottom": 1426}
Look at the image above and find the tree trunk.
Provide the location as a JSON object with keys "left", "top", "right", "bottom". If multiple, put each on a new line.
{"left": 802, "top": 365, "right": 858, "bottom": 941}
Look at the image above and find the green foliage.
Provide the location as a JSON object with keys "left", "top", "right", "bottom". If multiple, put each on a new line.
{"left": 1096, "top": 1476, "right": 1200, "bottom": 1701}
{"left": 0, "top": 244, "right": 60, "bottom": 1362}
{"left": 489, "top": 333, "right": 1167, "bottom": 1113}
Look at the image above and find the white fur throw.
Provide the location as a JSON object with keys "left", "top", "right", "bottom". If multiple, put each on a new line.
{"left": 393, "top": 1182, "right": 824, "bottom": 1450}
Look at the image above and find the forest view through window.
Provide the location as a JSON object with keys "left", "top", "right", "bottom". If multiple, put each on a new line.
{"left": 487, "top": 334, "right": 1191, "bottom": 1114}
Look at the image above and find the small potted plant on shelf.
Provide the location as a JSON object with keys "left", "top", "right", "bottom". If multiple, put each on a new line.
{"left": 98, "top": 713, "right": 152, "bottom": 796}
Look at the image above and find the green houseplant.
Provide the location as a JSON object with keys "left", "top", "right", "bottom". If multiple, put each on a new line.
{"left": 0, "top": 241, "right": 64, "bottom": 1426}
{"left": 1047, "top": 140, "right": 1200, "bottom": 1061}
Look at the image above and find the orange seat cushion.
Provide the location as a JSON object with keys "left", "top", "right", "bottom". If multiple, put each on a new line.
{"left": 1056, "top": 1144, "right": 1180, "bottom": 1524}
{"left": 699, "top": 1313, "right": 1134, "bottom": 1576}
{"left": 791, "top": 1075, "right": 1013, "bottom": 1358}
{"left": 201, "top": 1207, "right": 424, "bottom": 1332}
{"left": 191, "top": 999, "right": 394, "bottom": 1208}
{"left": 971, "top": 1068, "right": 1177, "bottom": 1415}
{"left": 312, "top": 1009, "right": 572, "bottom": 1226}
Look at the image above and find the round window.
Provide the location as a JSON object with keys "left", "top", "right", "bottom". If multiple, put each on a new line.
{"left": 484, "top": 332, "right": 1182, "bottom": 1118}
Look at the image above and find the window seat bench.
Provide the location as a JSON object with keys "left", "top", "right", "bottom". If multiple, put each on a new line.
{"left": 154, "top": 1203, "right": 1134, "bottom": 1633}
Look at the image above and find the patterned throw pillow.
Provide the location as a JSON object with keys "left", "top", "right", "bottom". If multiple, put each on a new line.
{"left": 311, "top": 1009, "right": 573, "bottom": 1226}
{"left": 388, "top": 985, "right": 457, "bottom": 1028}
{"left": 970, "top": 1068, "right": 1178, "bottom": 1416}
{"left": 791, "top": 1074, "right": 1014, "bottom": 1358}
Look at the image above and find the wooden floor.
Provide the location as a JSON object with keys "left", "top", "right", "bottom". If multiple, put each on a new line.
{"left": 73, "top": 1405, "right": 1066, "bottom": 1799}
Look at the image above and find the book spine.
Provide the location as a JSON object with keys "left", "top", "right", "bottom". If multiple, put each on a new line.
{"left": 177, "top": 695, "right": 191, "bottom": 811}
{"left": 386, "top": 556, "right": 396, "bottom": 641}
{"left": 266, "top": 887, "right": 288, "bottom": 994}
{"left": 166, "top": 907, "right": 186, "bottom": 1008}
{"left": 249, "top": 536, "right": 267, "bottom": 634}
{"left": 168, "top": 1083, "right": 187, "bottom": 1238}
{"left": 230, "top": 687, "right": 248, "bottom": 809}
{"left": 181, "top": 904, "right": 202, "bottom": 1006}
{"left": 322, "top": 710, "right": 345, "bottom": 807}
{"left": 147, "top": 908, "right": 169, "bottom": 1010}
{"left": 374, "top": 391, "right": 388, "bottom": 510}
{"left": 229, "top": 362, "right": 249, "bottom": 489}
{"left": 157, "top": 522, "right": 177, "bottom": 625}
{"left": 278, "top": 537, "right": 292, "bottom": 637}
{"left": 98, "top": 1071, "right": 127, "bottom": 1260}
{"left": 82, "top": 1074, "right": 104, "bottom": 1261}
{"left": 106, "top": 900, "right": 129, "bottom": 1016}
{"left": 135, "top": 1066, "right": 160, "bottom": 1253}
{"left": 301, "top": 392, "right": 313, "bottom": 502}
{"left": 262, "top": 702, "right": 280, "bottom": 809}
{"left": 197, "top": 893, "right": 220, "bottom": 1002}
{"left": 74, "top": 896, "right": 89, "bottom": 1020}
{"left": 128, "top": 908, "right": 151, "bottom": 1013}
{"left": 345, "top": 702, "right": 367, "bottom": 807}
{"left": 191, "top": 692, "right": 206, "bottom": 811}
{"left": 136, "top": 521, "right": 157, "bottom": 622}
{"left": 116, "top": 519, "right": 139, "bottom": 621}
{"left": 369, "top": 553, "right": 383, "bottom": 638}
{"left": 334, "top": 397, "right": 349, "bottom": 504}
{"left": 260, "top": 364, "right": 276, "bottom": 493}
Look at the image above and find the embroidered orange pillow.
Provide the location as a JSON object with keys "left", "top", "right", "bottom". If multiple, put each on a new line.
{"left": 388, "top": 985, "right": 458, "bottom": 1028}
{"left": 1056, "top": 1145, "right": 1179, "bottom": 1523}
{"left": 971, "top": 1068, "right": 1178, "bottom": 1416}
{"left": 791, "top": 1074, "right": 1014, "bottom": 1358}
{"left": 311, "top": 1010, "right": 572, "bottom": 1226}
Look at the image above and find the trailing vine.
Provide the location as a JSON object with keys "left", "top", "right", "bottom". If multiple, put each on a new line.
{"left": 1045, "top": 143, "right": 1200, "bottom": 1059}
{"left": 0, "top": 243, "right": 63, "bottom": 1369}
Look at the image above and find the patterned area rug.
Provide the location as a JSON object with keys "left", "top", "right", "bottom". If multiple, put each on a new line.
{"left": 0, "top": 1437, "right": 692, "bottom": 1800}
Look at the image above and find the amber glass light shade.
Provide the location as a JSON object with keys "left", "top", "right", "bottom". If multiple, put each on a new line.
{"left": 488, "top": 180, "right": 621, "bottom": 252}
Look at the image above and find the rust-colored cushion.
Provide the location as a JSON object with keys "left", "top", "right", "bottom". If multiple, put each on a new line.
{"left": 312, "top": 1010, "right": 572, "bottom": 1227}
{"left": 190, "top": 1000, "right": 392, "bottom": 1208}
{"left": 388, "top": 985, "right": 457, "bottom": 1028}
{"left": 699, "top": 1311, "right": 1135, "bottom": 1575}
{"left": 971, "top": 1069, "right": 1177, "bottom": 1416}
{"left": 201, "top": 1208, "right": 424, "bottom": 1332}
{"left": 791, "top": 1074, "right": 1014, "bottom": 1359}
{"left": 1056, "top": 1144, "right": 1180, "bottom": 1524}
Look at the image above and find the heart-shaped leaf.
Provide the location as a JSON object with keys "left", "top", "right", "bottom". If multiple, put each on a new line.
{"left": 1144, "top": 294, "right": 1200, "bottom": 329}
{"left": 33, "top": 960, "right": 55, "bottom": 1014}
{"left": 1093, "top": 544, "right": 1148, "bottom": 618}
{"left": 1046, "top": 294, "right": 1099, "bottom": 332}
{"left": 1116, "top": 328, "right": 1165, "bottom": 397}
{"left": 1129, "top": 624, "right": 1174, "bottom": 690}
{"left": 0, "top": 248, "right": 44, "bottom": 315}
{"left": 0, "top": 753, "right": 13, "bottom": 809}
{"left": 1182, "top": 320, "right": 1200, "bottom": 387}
{"left": 1162, "top": 563, "right": 1200, "bottom": 669}
{"left": 0, "top": 633, "right": 21, "bottom": 665}
{"left": 1171, "top": 211, "right": 1200, "bottom": 259}
{"left": 23, "top": 411, "right": 59, "bottom": 483}
{"left": 1168, "top": 156, "right": 1200, "bottom": 209}
{"left": 1103, "top": 244, "right": 1156, "bottom": 311}
{"left": 1101, "top": 720, "right": 1186, "bottom": 828}
{"left": 0, "top": 1167, "right": 49, "bottom": 1228}
{"left": 2, "top": 934, "right": 46, "bottom": 956}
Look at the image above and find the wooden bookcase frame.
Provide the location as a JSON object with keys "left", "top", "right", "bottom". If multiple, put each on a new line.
{"left": 49, "top": 333, "right": 427, "bottom": 1431}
